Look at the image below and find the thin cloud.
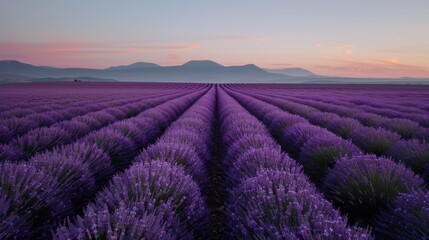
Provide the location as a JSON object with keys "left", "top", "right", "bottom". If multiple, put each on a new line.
{"left": 270, "top": 63, "right": 293, "bottom": 67}
{"left": 205, "top": 35, "right": 274, "bottom": 41}
{"left": 315, "top": 57, "right": 429, "bottom": 77}
{"left": 0, "top": 42, "right": 200, "bottom": 54}
{"left": 379, "top": 58, "right": 399, "bottom": 64}
{"left": 54, "top": 49, "right": 139, "bottom": 54}
{"left": 335, "top": 44, "right": 354, "bottom": 55}
{"left": 141, "top": 44, "right": 200, "bottom": 50}
{"left": 0, "top": 41, "right": 200, "bottom": 68}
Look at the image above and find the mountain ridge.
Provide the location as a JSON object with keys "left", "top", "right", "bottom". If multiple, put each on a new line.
{"left": 264, "top": 67, "right": 315, "bottom": 77}
{"left": 0, "top": 60, "right": 288, "bottom": 83}
{"left": 106, "top": 62, "right": 161, "bottom": 70}
{"left": 1, "top": 60, "right": 428, "bottom": 84}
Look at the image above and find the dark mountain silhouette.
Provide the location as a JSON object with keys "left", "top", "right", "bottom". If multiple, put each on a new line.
{"left": 0, "top": 60, "right": 286, "bottom": 83}
{"left": 182, "top": 60, "right": 224, "bottom": 68}
{"left": 106, "top": 62, "right": 161, "bottom": 70}
{"left": 0, "top": 60, "right": 44, "bottom": 72}
{"left": 264, "top": 67, "right": 315, "bottom": 77}
{"left": 1, "top": 60, "right": 428, "bottom": 84}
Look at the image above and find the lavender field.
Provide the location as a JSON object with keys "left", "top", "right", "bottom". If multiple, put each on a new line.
{"left": 0, "top": 82, "right": 428, "bottom": 239}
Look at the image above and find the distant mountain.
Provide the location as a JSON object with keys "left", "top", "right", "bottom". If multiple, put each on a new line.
{"left": 0, "top": 60, "right": 42, "bottom": 72}
{"left": 1, "top": 60, "right": 428, "bottom": 84}
{"left": 106, "top": 62, "right": 160, "bottom": 70}
{"left": 264, "top": 67, "right": 315, "bottom": 77}
{"left": 0, "top": 60, "right": 286, "bottom": 83}
{"left": 182, "top": 60, "right": 224, "bottom": 68}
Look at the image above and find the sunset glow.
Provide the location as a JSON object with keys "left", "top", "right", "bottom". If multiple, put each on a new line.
{"left": 0, "top": 1, "right": 428, "bottom": 77}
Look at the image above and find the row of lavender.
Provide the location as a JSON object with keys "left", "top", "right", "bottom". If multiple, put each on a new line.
{"left": 232, "top": 85, "right": 429, "bottom": 182}
{"left": 0, "top": 84, "right": 205, "bottom": 161}
{"left": 248, "top": 84, "right": 429, "bottom": 113}
{"left": 264, "top": 91, "right": 429, "bottom": 140}
{"left": 55, "top": 87, "right": 217, "bottom": 239}
{"left": 238, "top": 85, "right": 429, "bottom": 139}
{"left": 0, "top": 83, "right": 202, "bottom": 143}
{"left": 0, "top": 82, "right": 181, "bottom": 123}
{"left": 1, "top": 82, "right": 428, "bottom": 239}
{"left": 226, "top": 85, "right": 429, "bottom": 239}
{"left": 0, "top": 82, "right": 199, "bottom": 113}
{"left": 217, "top": 87, "right": 372, "bottom": 239}
{"left": 0, "top": 83, "right": 208, "bottom": 239}
{"left": 0, "top": 92, "right": 173, "bottom": 143}
{"left": 288, "top": 88, "right": 429, "bottom": 114}
{"left": 268, "top": 93, "right": 429, "bottom": 139}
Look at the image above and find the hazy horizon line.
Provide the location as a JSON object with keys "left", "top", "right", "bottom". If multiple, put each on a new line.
{"left": 2, "top": 58, "right": 429, "bottom": 79}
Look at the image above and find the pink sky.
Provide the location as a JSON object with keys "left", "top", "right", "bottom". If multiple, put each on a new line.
{"left": 1, "top": 1, "right": 428, "bottom": 78}
{"left": 1, "top": 41, "right": 428, "bottom": 78}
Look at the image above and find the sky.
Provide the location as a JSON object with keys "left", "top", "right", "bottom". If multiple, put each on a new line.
{"left": 0, "top": 0, "right": 428, "bottom": 78}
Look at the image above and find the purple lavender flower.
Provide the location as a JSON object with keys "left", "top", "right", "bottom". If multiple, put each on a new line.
{"left": 226, "top": 169, "right": 371, "bottom": 239}
{"left": 327, "top": 117, "right": 361, "bottom": 138}
{"left": 262, "top": 109, "right": 287, "bottom": 125}
{"left": 307, "top": 111, "right": 339, "bottom": 128}
{"left": 0, "top": 162, "right": 72, "bottom": 237}
{"left": 0, "top": 125, "right": 12, "bottom": 143}
{"left": 62, "top": 106, "right": 86, "bottom": 117}
{"left": 299, "top": 135, "right": 362, "bottom": 183}
{"left": 352, "top": 111, "right": 385, "bottom": 127}
{"left": 24, "top": 113, "right": 55, "bottom": 127}
{"left": 381, "top": 117, "right": 420, "bottom": 139}
{"left": 104, "top": 107, "right": 128, "bottom": 119}
{"left": 51, "top": 142, "right": 113, "bottom": 185}
{"left": 350, "top": 126, "right": 401, "bottom": 156}
{"left": 94, "top": 160, "right": 209, "bottom": 238}
{"left": 0, "top": 196, "right": 31, "bottom": 239}
{"left": 130, "top": 117, "right": 162, "bottom": 140}
{"left": 2, "top": 108, "right": 34, "bottom": 118}
{"left": 86, "top": 111, "right": 117, "bottom": 125}
{"left": 373, "top": 191, "right": 429, "bottom": 240}
{"left": 225, "top": 133, "right": 278, "bottom": 167}
{"left": 161, "top": 129, "right": 211, "bottom": 163}
{"left": 221, "top": 113, "right": 262, "bottom": 134}
{"left": 225, "top": 147, "right": 302, "bottom": 189}
{"left": 73, "top": 115, "right": 104, "bottom": 129}
{"left": 3, "top": 117, "right": 36, "bottom": 136}
{"left": 170, "top": 118, "right": 213, "bottom": 143}
{"left": 323, "top": 155, "right": 425, "bottom": 224}
{"left": 0, "top": 144, "right": 24, "bottom": 162}
{"left": 144, "top": 109, "right": 175, "bottom": 130}
{"left": 414, "top": 127, "right": 429, "bottom": 142}
{"left": 387, "top": 139, "right": 429, "bottom": 182}
{"left": 281, "top": 123, "right": 334, "bottom": 157}
{"left": 30, "top": 153, "right": 97, "bottom": 207}
{"left": 12, "top": 127, "right": 71, "bottom": 158}
{"left": 137, "top": 142, "right": 208, "bottom": 188}
{"left": 269, "top": 113, "right": 308, "bottom": 138}
{"left": 53, "top": 119, "right": 94, "bottom": 139}
{"left": 54, "top": 202, "right": 181, "bottom": 240}
{"left": 111, "top": 121, "right": 148, "bottom": 147}
{"left": 44, "top": 110, "right": 66, "bottom": 121}
{"left": 222, "top": 120, "right": 268, "bottom": 147}
{"left": 81, "top": 128, "right": 137, "bottom": 170}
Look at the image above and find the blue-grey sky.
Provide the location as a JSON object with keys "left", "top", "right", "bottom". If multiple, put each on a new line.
{"left": 1, "top": 0, "right": 428, "bottom": 77}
